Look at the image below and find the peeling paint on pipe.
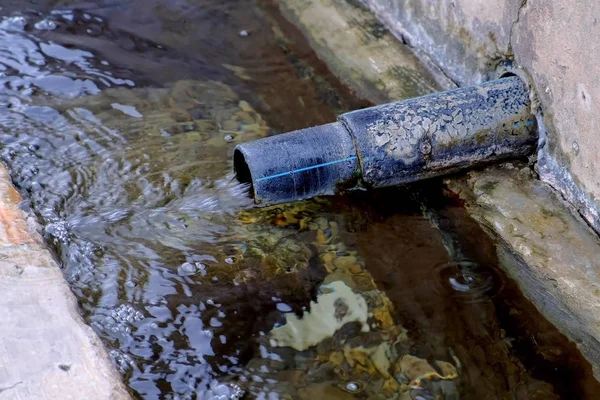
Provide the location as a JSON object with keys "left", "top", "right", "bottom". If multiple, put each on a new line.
{"left": 234, "top": 76, "right": 537, "bottom": 205}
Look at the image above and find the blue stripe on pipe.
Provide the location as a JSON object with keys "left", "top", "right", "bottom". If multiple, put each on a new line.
{"left": 256, "top": 156, "right": 358, "bottom": 182}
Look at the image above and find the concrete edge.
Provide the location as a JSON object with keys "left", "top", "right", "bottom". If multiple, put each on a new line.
{"left": 445, "top": 166, "right": 600, "bottom": 378}
{"left": 536, "top": 115, "right": 600, "bottom": 235}
{"left": 0, "top": 162, "right": 130, "bottom": 399}
{"left": 278, "top": 0, "right": 442, "bottom": 104}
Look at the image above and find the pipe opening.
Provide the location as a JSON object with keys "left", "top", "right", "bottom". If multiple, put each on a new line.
{"left": 498, "top": 71, "right": 518, "bottom": 79}
{"left": 233, "top": 149, "right": 254, "bottom": 196}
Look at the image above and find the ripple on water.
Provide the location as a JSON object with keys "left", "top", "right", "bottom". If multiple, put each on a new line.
{"left": 431, "top": 260, "right": 505, "bottom": 303}
{"left": 0, "top": 10, "right": 267, "bottom": 397}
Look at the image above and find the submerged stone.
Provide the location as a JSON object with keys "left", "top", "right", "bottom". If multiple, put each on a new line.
{"left": 270, "top": 280, "right": 369, "bottom": 351}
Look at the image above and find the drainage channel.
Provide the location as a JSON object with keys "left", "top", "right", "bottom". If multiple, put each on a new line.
{"left": 0, "top": 1, "right": 597, "bottom": 399}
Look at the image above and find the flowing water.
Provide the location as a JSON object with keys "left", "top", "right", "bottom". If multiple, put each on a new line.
{"left": 0, "top": 1, "right": 598, "bottom": 399}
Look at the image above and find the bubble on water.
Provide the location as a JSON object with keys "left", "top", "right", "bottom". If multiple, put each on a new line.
{"left": 0, "top": 16, "right": 27, "bottom": 31}
{"left": 45, "top": 219, "right": 70, "bottom": 243}
{"left": 109, "top": 349, "right": 136, "bottom": 373}
{"left": 178, "top": 262, "right": 197, "bottom": 276}
{"left": 225, "top": 256, "right": 237, "bottom": 264}
{"left": 239, "top": 30, "right": 249, "bottom": 37}
{"left": 106, "top": 304, "right": 145, "bottom": 331}
{"left": 34, "top": 19, "right": 57, "bottom": 31}
{"left": 344, "top": 381, "right": 362, "bottom": 393}
{"left": 276, "top": 303, "right": 292, "bottom": 313}
{"left": 431, "top": 261, "right": 505, "bottom": 303}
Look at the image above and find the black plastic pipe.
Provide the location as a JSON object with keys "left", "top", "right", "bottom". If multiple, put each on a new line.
{"left": 234, "top": 76, "right": 537, "bottom": 205}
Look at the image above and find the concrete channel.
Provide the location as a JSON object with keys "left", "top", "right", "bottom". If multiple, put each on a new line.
{"left": 0, "top": 0, "right": 599, "bottom": 398}
{"left": 279, "top": 0, "right": 600, "bottom": 381}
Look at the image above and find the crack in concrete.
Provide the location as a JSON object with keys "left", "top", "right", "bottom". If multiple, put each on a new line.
{"left": 411, "top": 47, "right": 459, "bottom": 89}
{"left": 0, "top": 381, "right": 22, "bottom": 393}
{"left": 508, "top": 0, "right": 529, "bottom": 56}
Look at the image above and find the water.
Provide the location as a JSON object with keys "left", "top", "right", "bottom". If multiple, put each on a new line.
{"left": 0, "top": 1, "right": 598, "bottom": 399}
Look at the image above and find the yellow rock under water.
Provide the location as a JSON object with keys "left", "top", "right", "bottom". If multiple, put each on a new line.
{"left": 398, "top": 354, "right": 459, "bottom": 389}
{"left": 343, "top": 343, "right": 392, "bottom": 379}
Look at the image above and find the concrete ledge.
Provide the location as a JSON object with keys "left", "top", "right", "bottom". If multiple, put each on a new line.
{"left": 446, "top": 166, "right": 600, "bottom": 378}
{"left": 279, "top": 0, "right": 444, "bottom": 104}
{"left": 0, "top": 163, "right": 129, "bottom": 399}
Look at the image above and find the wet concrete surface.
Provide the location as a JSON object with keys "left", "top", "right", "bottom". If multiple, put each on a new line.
{"left": 0, "top": 0, "right": 598, "bottom": 399}
{"left": 447, "top": 165, "right": 600, "bottom": 381}
{"left": 0, "top": 163, "right": 129, "bottom": 399}
{"left": 278, "top": 0, "right": 444, "bottom": 104}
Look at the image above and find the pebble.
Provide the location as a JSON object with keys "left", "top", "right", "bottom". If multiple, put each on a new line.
{"left": 221, "top": 120, "right": 240, "bottom": 131}
{"left": 239, "top": 100, "right": 253, "bottom": 112}
{"left": 321, "top": 252, "right": 336, "bottom": 263}
{"left": 286, "top": 243, "right": 302, "bottom": 252}
{"left": 242, "top": 123, "right": 261, "bottom": 132}
{"left": 333, "top": 256, "right": 362, "bottom": 274}
{"left": 236, "top": 111, "right": 255, "bottom": 124}
{"left": 314, "top": 217, "right": 328, "bottom": 230}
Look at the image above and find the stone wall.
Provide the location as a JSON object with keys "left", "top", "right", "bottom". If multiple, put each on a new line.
{"left": 360, "top": 0, "right": 600, "bottom": 234}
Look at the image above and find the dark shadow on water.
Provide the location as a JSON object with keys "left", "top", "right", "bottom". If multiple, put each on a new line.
{"left": 335, "top": 182, "right": 600, "bottom": 398}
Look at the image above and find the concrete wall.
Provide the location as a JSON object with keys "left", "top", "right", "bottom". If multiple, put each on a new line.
{"left": 360, "top": 0, "right": 600, "bottom": 234}
{"left": 279, "top": 0, "right": 600, "bottom": 378}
